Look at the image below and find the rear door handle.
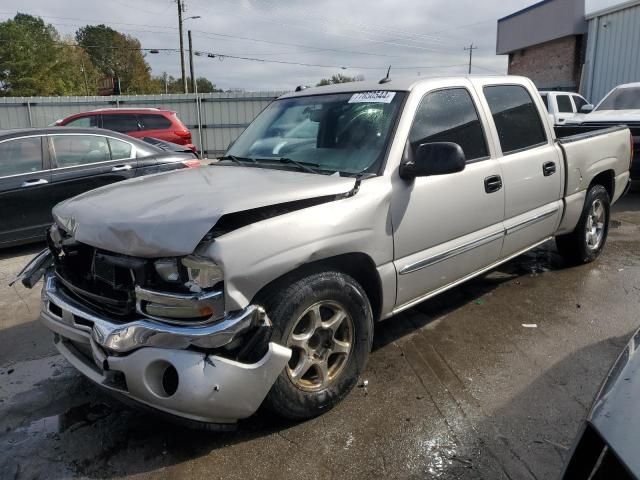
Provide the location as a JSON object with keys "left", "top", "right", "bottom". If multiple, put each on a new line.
{"left": 20, "top": 178, "right": 49, "bottom": 187}
{"left": 111, "top": 164, "right": 133, "bottom": 172}
{"left": 484, "top": 175, "right": 503, "bottom": 194}
{"left": 543, "top": 161, "right": 556, "bottom": 176}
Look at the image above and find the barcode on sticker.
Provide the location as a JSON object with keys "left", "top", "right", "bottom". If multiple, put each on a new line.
{"left": 349, "top": 91, "right": 396, "bottom": 103}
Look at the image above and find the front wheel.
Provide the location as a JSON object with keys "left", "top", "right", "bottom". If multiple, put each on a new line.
{"left": 262, "top": 271, "right": 373, "bottom": 420}
{"left": 556, "top": 184, "right": 610, "bottom": 265}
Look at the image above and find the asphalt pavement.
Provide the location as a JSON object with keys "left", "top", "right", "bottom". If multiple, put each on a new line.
{"left": 1, "top": 194, "right": 640, "bottom": 479}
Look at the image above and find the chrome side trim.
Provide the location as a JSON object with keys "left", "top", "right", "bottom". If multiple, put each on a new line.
{"left": 399, "top": 230, "right": 505, "bottom": 276}
{"left": 505, "top": 207, "right": 559, "bottom": 236}
{"left": 392, "top": 236, "right": 553, "bottom": 315}
{"left": 42, "top": 272, "right": 260, "bottom": 353}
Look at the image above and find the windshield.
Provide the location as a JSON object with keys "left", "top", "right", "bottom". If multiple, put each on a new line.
{"left": 597, "top": 86, "right": 640, "bottom": 111}
{"left": 226, "top": 91, "right": 405, "bottom": 175}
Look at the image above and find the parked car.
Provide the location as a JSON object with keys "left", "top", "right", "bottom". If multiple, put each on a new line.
{"left": 559, "top": 82, "right": 640, "bottom": 178}
{"left": 16, "top": 75, "right": 632, "bottom": 428}
{"left": 0, "top": 127, "right": 200, "bottom": 248}
{"left": 539, "top": 91, "right": 593, "bottom": 124}
{"left": 561, "top": 328, "right": 640, "bottom": 479}
{"left": 54, "top": 108, "right": 197, "bottom": 153}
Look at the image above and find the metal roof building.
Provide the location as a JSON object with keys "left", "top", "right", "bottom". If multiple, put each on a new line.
{"left": 582, "top": 0, "right": 640, "bottom": 102}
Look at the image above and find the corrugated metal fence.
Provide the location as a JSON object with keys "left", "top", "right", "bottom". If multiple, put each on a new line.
{"left": 0, "top": 92, "right": 287, "bottom": 156}
{"left": 583, "top": 3, "right": 640, "bottom": 103}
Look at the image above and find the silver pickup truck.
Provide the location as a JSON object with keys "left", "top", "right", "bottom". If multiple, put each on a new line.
{"left": 16, "top": 76, "right": 632, "bottom": 428}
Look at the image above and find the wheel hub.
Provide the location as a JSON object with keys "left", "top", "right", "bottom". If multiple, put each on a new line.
{"left": 285, "top": 301, "right": 354, "bottom": 392}
{"left": 585, "top": 199, "right": 605, "bottom": 250}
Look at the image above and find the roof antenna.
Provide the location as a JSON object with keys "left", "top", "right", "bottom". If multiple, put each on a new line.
{"left": 379, "top": 66, "right": 392, "bottom": 84}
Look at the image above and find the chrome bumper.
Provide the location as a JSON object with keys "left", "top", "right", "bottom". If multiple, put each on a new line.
{"left": 40, "top": 272, "right": 291, "bottom": 424}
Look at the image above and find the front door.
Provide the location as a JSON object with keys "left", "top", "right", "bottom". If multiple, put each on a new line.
{"left": 480, "top": 84, "right": 563, "bottom": 259}
{"left": 0, "top": 136, "right": 53, "bottom": 245}
{"left": 392, "top": 86, "right": 505, "bottom": 309}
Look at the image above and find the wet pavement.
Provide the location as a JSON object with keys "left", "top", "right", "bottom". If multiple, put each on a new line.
{"left": 2, "top": 194, "right": 640, "bottom": 479}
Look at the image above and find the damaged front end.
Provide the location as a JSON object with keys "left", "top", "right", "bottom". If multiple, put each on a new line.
{"left": 21, "top": 225, "right": 291, "bottom": 426}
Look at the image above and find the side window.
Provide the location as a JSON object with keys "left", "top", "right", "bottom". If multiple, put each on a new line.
{"left": 139, "top": 114, "right": 172, "bottom": 130}
{"left": 540, "top": 94, "right": 549, "bottom": 112}
{"left": 409, "top": 88, "right": 488, "bottom": 162}
{"left": 556, "top": 95, "right": 573, "bottom": 113}
{"left": 572, "top": 95, "right": 588, "bottom": 111}
{"left": 0, "top": 137, "right": 43, "bottom": 177}
{"left": 102, "top": 114, "right": 140, "bottom": 133}
{"left": 483, "top": 85, "right": 547, "bottom": 155}
{"left": 51, "top": 135, "right": 110, "bottom": 167}
{"left": 108, "top": 138, "right": 133, "bottom": 160}
{"left": 65, "top": 115, "right": 98, "bottom": 128}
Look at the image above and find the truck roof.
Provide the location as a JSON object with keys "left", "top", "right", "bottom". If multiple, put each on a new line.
{"left": 280, "top": 75, "right": 525, "bottom": 98}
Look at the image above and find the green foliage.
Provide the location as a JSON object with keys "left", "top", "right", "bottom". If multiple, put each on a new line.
{"left": 316, "top": 74, "right": 364, "bottom": 87}
{"left": 150, "top": 73, "right": 222, "bottom": 94}
{"left": 0, "top": 13, "right": 92, "bottom": 96}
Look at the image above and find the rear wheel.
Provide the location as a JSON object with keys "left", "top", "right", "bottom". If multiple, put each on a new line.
{"left": 556, "top": 184, "right": 610, "bottom": 264}
{"left": 262, "top": 271, "right": 373, "bottom": 420}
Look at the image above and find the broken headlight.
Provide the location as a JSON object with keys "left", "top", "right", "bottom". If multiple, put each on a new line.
{"left": 154, "top": 258, "right": 181, "bottom": 283}
{"left": 181, "top": 255, "right": 224, "bottom": 291}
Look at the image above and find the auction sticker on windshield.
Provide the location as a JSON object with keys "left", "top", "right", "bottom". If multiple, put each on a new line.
{"left": 349, "top": 91, "right": 396, "bottom": 103}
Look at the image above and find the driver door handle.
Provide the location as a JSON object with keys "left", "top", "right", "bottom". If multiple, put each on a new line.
{"left": 21, "top": 178, "right": 49, "bottom": 188}
{"left": 111, "top": 164, "right": 133, "bottom": 172}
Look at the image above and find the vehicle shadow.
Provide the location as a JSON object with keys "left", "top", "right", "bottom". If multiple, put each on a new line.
{"left": 0, "top": 241, "right": 46, "bottom": 261}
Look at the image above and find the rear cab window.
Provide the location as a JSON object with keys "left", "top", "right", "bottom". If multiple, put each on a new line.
{"left": 483, "top": 85, "right": 548, "bottom": 155}
{"left": 409, "top": 87, "right": 489, "bottom": 162}
{"left": 0, "top": 137, "right": 44, "bottom": 177}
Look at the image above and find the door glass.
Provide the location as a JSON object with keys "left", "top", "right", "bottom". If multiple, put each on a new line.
{"left": 572, "top": 96, "right": 588, "bottom": 111}
{"left": 102, "top": 114, "right": 140, "bottom": 133}
{"left": 483, "top": 85, "right": 547, "bottom": 155}
{"left": 108, "top": 138, "right": 133, "bottom": 160}
{"left": 51, "top": 135, "right": 110, "bottom": 167}
{"left": 139, "top": 114, "right": 172, "bottom": 130}
{"left": 0, "top": 137, "right": 43, "bottom": 177}
{"left": 409, "top": 88, "right": 488, "bottom": 161}
{"left": 65, "top": 115, "right": 98, "bottom": 127}
{"left": 556, "top": 95, "right": 573, "bottom": 113}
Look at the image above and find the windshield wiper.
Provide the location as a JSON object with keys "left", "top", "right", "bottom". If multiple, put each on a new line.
{"left": 218, "top": 155, "right": 257, "bottom": 165}
{"left": 260, "top": 157, "right": 322, "bottom": 174}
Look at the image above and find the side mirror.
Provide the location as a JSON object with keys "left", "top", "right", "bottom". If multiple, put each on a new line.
{"left": 581, "top": 104, "right": 594, "bottom": 113}
{"left": 400, "top": 142, "right": 466, "bottom": 180}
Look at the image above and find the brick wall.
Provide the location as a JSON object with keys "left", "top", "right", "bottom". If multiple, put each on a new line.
{"left": 507, "top": 35, "right": 584, "bottom": 90}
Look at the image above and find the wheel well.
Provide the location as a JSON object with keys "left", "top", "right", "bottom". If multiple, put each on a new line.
{"left": 589, "top": 170, "right": 615, "bottom": 199}
{"left": 252, "top": 253, "right": 383, "bottom": 322}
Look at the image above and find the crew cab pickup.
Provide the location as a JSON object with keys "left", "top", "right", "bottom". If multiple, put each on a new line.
{"left": 539, "top": 90, "right": 592, "bottom": 125}
{"left": 15, "top": 76, "right": 632, "bottom": 428}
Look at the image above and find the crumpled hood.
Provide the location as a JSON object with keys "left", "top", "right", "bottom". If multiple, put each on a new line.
{"left": 53, "top": 165, "right": 356, "bottom": 257}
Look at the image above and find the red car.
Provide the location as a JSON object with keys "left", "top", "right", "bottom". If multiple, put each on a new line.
{"left": 55, "top": 108, "right": 197, "bottom": 152}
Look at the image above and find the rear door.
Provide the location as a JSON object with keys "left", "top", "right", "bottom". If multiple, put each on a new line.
{"left": 48, "top": 133, "right": 138, "bottom": 207}
{"left": 479, "top": 83, "right": 563, "bottom": 259}
{"left": 0, "top": 136, "right": 53, "bottom": 245}
{"left": 101, "top": 114, "right": 141, "bottom": 138}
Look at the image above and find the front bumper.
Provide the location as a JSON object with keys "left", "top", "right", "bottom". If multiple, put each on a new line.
{"left": 40, "top": 272, "right": 291, "bottom": 424}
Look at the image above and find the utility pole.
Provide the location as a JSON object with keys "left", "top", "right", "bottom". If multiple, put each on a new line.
{"left": 177, "top": 0, "right": 188, "bottom": 93}
{"left": 464, "top": 43, "right": 477, "bottom": 74}
{"left": 188, "top": 30, "right": 195, "bottom": 95}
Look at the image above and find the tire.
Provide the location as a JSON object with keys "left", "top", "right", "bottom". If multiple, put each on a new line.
{"left": 262, "top": 271, "right": 373, "bottom": 420}
{"left": 556, "top": 184, "right": 610, "bottom": 265}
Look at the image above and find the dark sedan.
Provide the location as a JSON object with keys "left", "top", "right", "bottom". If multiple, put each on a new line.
{"left": 0, "top": 127, "right": 199, "bottom": 248}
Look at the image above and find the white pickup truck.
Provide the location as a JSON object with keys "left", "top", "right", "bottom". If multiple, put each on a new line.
{"left": 16, "top": 75, "right": 632, "bottom": 428}
{"left": 540, "top": 90, "right": 592, "bottom": 124}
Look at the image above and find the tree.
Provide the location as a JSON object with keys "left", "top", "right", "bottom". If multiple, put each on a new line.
{"left": 150, "top": 73, "right": 221, "bottom": 94}
{"left": 76, "top": 25, "right": 154, "bottom": 94}
{"left": 0, "top": 13, "right": 94, "bottom": 96}
{"left": 316, "top": 74, "right": 364, "bottom": 87}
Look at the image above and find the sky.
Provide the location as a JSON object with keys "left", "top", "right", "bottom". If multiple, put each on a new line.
{"left": 1, "top": 0, "right": 538, "bottom": 91}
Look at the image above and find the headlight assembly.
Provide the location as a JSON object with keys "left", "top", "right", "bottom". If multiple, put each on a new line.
{"left": 154, "top": 258, "right": 181, "bottom": 283}
{"left": 181, "top": 255, "right": 224, "bottom": 290}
